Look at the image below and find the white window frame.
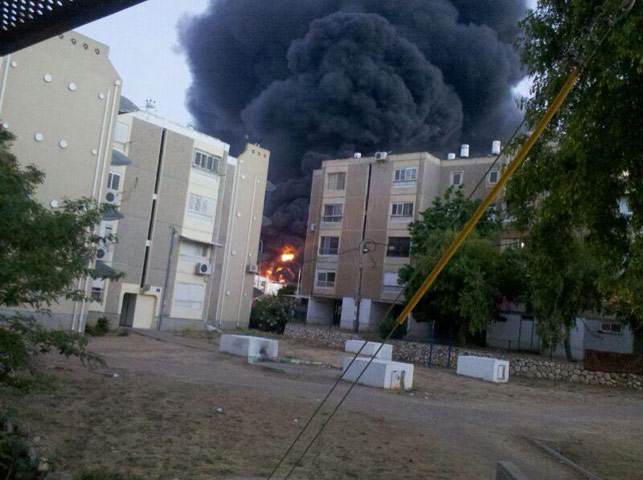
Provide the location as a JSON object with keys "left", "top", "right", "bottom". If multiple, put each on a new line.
{"left": 393, "top": 167, "right": 418, "bottom": 187}
{"left": 391, "top": 202, "right": 414, "bottom": 218}
{"left": 107, "top": 172, "right": 121, "bottom": 191}
{"left": 192, "top": 149, "right": 222, "bottom": 175}
{"left": 487, "top": 170, "right": 500, "bottom": 185}
{"left": 322, "top": 203, "right": 343, "bottom": 223}
{"left": 450, "top": 170, "right": 464, "bottom": 187}
{"left": 174, "top": 282, "right": 205, "bottom": 310}
{"left": 187, "top": 193, "right": 215, "bottom": 221}
{"left": 318, "top": 236, "right": 339, "bottom": 256}
{"left": 599, "top": 322, "right": 623, "bottom": 334}
{"left": 114, "top": 121, "right": 129, "bottom": 143}
{"left": 326, "top": 172, "right": 346, "bottom": 191}
{"left": 382, "top": 272, "right": 402, "bottom": 292}
{"left": 315, "top": 269, "right": 336, "bottom": 288}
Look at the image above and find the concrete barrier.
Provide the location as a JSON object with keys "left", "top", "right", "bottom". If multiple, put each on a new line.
{"left": 457, "top": 355, "right": 509, "bottom": 383}
{"left": 220, "top": 335, "right": 278, "bottom": 358}
{"left": 342, "top": 357, "right": 413, "bottom": 390}
{"left": 345, "top": 340, "right": 393, "bottom": 360}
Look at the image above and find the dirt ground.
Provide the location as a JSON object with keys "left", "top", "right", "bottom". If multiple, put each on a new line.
{"left": 2, "top": 330, "right": 642, "bottom": 479}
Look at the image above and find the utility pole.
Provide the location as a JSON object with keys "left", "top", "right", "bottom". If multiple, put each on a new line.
{"left": 158, "top": 226, "right": 177, "bottom": 331}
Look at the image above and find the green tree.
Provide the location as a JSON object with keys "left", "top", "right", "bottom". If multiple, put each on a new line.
{"left": 506, "top": 0, "right": 643, "bottom": 349}
{"left": 0, "top": 127, "right": 116, "bottom": 379}
{"left": 398, "top": 189, "right": 527, "bottom": 344}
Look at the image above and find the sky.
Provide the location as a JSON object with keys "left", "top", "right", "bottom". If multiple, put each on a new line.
{"left": 78, "top": 0, "right": 537, "bottom": 129}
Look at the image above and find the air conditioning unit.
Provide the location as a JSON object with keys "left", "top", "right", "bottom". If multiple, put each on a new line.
{"left": 96, "top": 247, "right": 108, "bottom": 260}
{"left": 195, "top": 262, "right": 212, "bottom": 275}
{"left": 247, "top": 263, "right": 259, "bottom": 274}
{"left": 375, "top": 151, "right": 388, "bottom": 161}
{"left": 105, "top": 189, "right": 119, "bottom": 204}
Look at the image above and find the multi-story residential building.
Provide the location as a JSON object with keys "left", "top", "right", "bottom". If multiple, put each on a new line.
{"left": 0, "top": 32, "right": 122, "bottom": 330}
{"left": 300, "top": 145, "right": 505, "bottom": 332}
{"left": 88, "top": 109, "right": 270, "bottom": 330}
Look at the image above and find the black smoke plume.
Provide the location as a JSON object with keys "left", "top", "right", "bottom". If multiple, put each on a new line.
{"left": 179, "top": 1, "right": 527, "bottom": 274}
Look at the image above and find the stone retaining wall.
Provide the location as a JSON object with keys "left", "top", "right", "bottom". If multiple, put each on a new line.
{"left": 284, "top": 323, "right": 643, "bottom": 390}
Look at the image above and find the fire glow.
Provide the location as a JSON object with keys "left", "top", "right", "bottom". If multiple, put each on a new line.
{"left": 281, "top": 252, "right": 295, "bottom": 262}
{"left": 260, "top": 247, "right": 297, "bottom": 283}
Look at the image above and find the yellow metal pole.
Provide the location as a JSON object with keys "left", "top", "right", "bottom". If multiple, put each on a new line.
{"left": 394, "top": 68, "right": 581, "bottom": 326}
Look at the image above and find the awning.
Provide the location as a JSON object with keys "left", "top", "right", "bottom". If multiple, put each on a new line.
{"left": 111, "top": 149, "right": 133, "bottom": 166}
{"left": 93, "top": 261, "right": 117, "bottom": 279}
{"left": 179, "top": 233, "right": 224, "bottom": 247}
{"left": 102, "top": 208, "right": 124, "bottom": 221}
{"left": 119, "top": 95, "right": 139, "bottom": 114}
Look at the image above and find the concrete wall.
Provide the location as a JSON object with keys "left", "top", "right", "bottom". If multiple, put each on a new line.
{"left": 307, "top": 297, "right": 335, "bottom": 325}
{"left": 0, "top": 32, "right": 121, "bottom": 328}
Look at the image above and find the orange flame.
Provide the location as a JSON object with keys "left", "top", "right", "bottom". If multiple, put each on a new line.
{"left": 281, "top": 253, "right": 295, "bottom": 262}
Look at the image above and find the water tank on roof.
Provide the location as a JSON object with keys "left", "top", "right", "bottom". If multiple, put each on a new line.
{"left": 460, "top": 144, "right": 470, "bottom": 158}
{"left": 492, "top": 140, "right": 501, "bottom": 155}
{"left": 447, "top": 153, "right": 456, "bottom": 160}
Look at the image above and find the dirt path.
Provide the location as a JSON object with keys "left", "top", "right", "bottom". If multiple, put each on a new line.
{"left": 4, "top": 332, "right": 642, "bottom": 479}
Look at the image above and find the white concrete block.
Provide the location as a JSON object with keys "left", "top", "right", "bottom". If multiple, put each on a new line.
{"left": 345, "top": 340, "right": 393, "bottom": 360}
{"left": 456, "top": 355, "right": 509, "bottom": 383}
{"left": 219, "top": 335, "right": 278, "bottom": 358}
{"left": 342, "top": 357, "right": 413, "bottom": 390}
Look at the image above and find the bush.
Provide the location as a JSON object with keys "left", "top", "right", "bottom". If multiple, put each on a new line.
{"left": 85, "top": 317, "right": 110, "bottom": 337}
{"left": 377, "top": 314, "right": 408, "bottom": 340}
{"left": 0, "top": 409, "right": 47, "bottom": 478}
{"left": 249, "top": 295, "right": 297, "bottom": 334}
{"left": 0, "top": 315, "right": 104, "bottom": 382}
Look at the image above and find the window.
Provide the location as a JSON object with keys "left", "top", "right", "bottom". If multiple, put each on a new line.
{"left": 316, "top": 270, "right": 336, "bottom": 287}
{"left": 193, "top": 149, "right": 222, "bottom": 174}
{"left": 91, "top": 278, "right": 105, "bottom": 302}
{"left": 187, "top": 193, "right": 215, "bottom": 221}
{"left": 488, "top": 170, "right": 499, "bottom": 185}
{"left": 382, "top": 272, "right": 402, "bottom": 292}
{"left": 114, "top": 122, "right": 129, "bottom": 143}
{"left": 391, "top": 202, "right": 414, "bottom": 218}
{"left": 327, "top": 172, "right": 346, "bottom": 190}
{"left": 322, "top": 204, "right": 343, "bottom": 223}
{"left": 386, "top": 237, "right": 411, "bottom": 257}
{"left": 101, "top": 223, "right": 114, "bottom": 250}
{"left": 174, "top": 282, "right": 205, "bottom": 310}
{"left": 450, "top": 171, "right": 463, "bottom": 186}
{"left": 394, "top": 167, "right": 418, "bottom": 185}
{"left": 319, "top": 236, "right": 339, "bottom": 256}
{"left": 107, "top": 172, "right": 121, "bottom": 191}
{"left": 599, "top": 322, "right": 623, "bottom": 334}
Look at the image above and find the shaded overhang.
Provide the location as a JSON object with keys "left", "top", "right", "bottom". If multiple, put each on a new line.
{"left": 0, "top": 0, "right": 148, "bottom": 56}
{"left": 118, "top": 95, "right": 139, "bottom": 114}
{"left": 102, "top": 207, "right": 124, "bottom": 221}
{"left": 111, "top": 149, "right": 133, "bottom": 166}
{"left": 93, "top": 260, "right": 117, "bottom": 279}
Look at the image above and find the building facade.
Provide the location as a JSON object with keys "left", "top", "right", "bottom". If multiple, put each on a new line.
{"left": 0, "top": 32, "right": 122, "bottom": 330}
{"left": 300, "top": 146, "right": 505, "bottom": 332}
{"left": 88, "top": 110, "right": 269, "bottom": 330}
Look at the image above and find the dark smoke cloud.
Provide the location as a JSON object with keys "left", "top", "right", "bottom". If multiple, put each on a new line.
{"left": 179, "top": 0, "right": 527, "bottom": 267}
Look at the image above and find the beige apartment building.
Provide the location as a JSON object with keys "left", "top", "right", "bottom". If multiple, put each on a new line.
{"left": 0, "top": 32, "right": 122, "bottom": 330}
{"left": 300, "top": 145, "right": 506, "bottom": 332}
{"left": 87, "top": 109, "right": 270, "bottom": 330}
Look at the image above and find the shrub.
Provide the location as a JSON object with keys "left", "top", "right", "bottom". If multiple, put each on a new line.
{"left": 249, "top": 295, "right": 297, "bottom": 334}
{"left": 0, "top": 409, "right": 47, "bottom": 478}
{"left": 85, "top": 317, "right": 110, "bottom": 337}
{"left": 377, "top": 314, "right": 408, "bottom": 340}
{"left": 0, "top": 315, "right": 104, "bottom": 382}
